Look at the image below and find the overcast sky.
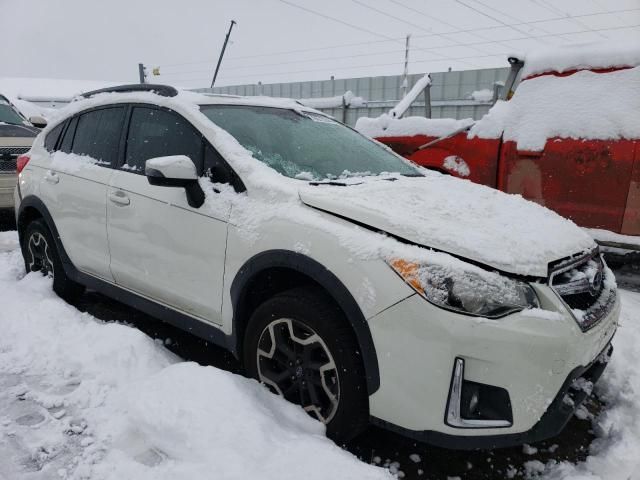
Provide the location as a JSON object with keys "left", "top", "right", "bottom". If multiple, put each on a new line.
{"left": 2, "top": 0, "right": 639, "bottom": 88}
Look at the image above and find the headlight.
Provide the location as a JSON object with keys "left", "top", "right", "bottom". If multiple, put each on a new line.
{"left": 389, "top": 259, "right": 539, "bottom": 318}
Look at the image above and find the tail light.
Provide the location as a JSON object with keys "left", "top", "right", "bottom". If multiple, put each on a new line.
{"left": 16, "top": 154, "right": 31, "bottom": 174}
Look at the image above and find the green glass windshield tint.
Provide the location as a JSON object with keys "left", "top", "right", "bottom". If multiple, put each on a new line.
{"left": 0, "top": 99, "right": 26, "bottom": 125}
{"left": 199, "top": 105, "right": 420, "bottom": 180}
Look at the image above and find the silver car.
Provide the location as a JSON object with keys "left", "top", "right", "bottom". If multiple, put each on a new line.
{"left": 0, "top": 95, "right": 41, "bottom": 212}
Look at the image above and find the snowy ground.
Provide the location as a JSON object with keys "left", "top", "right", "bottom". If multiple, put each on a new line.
{"left": 1, "top": 229, "right": 639, "bottom": 480}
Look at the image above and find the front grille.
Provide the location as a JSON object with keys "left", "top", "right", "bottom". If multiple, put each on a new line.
{"left": 0, "top": 146, "right": 30, "bottom": 156}
{"left": 0, "top": 158, "right": 17, "bottom": 172}
{"left": 550, "top": 251, "right": 616, "bottom": 331}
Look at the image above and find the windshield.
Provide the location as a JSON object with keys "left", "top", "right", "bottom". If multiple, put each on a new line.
{"left": 0, "top": 97, "right": 26, "bottom": 126}
{"left": 200, "top": 105, "right": 421, "bottom": 180}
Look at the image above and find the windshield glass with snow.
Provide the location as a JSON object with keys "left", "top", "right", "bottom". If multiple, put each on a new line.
{"left": 0, "top": 98, "right": 25, "bottom": 126}
{"left": 200, "top": 105, "right": 421, "bottom": 180}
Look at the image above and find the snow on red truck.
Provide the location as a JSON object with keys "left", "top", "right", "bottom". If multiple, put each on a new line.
{"left": 357, "top": 44, "right": 640, "bottom": 258}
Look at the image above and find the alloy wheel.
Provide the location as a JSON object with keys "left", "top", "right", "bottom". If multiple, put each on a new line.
{"left": 256, "top": 318, "right": 340, "bottom": 423}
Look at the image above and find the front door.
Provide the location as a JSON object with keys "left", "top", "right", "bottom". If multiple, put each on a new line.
{"left": 106, "top": 105, "right": 229, "bottom": 324}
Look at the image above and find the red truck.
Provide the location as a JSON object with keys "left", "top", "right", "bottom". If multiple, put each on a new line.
{"left": 356, "top": 45, "right": 640, "bottom": 259}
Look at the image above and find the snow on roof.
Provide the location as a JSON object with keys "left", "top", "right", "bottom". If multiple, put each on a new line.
{"left": 469, "top": 65, "right": 640, "bottom": 150}
{"left": 355, "top": 114, "right": 474, "bottom": 139}
{"left": 518, "top": 41, "right": 640, "bottom": 79}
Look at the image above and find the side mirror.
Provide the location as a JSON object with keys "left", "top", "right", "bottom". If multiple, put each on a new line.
{"left": 145, "top": 155, "right": 204, "bottom": 208}
{"left": 29, "top": 115, "right": 47, "bottom": 128}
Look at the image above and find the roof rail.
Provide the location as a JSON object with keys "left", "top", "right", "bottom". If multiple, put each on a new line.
{"left": 80, "top": 84, "right": 178, "bottom": 99}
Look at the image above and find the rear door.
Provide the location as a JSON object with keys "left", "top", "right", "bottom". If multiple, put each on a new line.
{"left": 39, "top": 106, "right": 125, "bottom": 280}
{"left": 106, "top": 105, "right": 230, "bottom": 324}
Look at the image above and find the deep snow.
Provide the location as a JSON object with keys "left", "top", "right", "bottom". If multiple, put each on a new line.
{"left": 0, "top": 232, "right": 390, "bottom": 480}
{"left": 1, "top": 229, "right": 640, "bottom": 479}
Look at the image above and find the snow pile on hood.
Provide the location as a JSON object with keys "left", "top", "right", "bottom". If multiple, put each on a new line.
{"left": 469, "top": 66, "right": 640, "bottom": 151}
{"left": 298, "top": 174, "right": 595, "bottom": 277}
{"left": 518, "top": 41, "right": 640, "bottom": 79}
{"left": 0, "top": 233, "right": 389, "bottom": 480}
{"left": 355, "top": 114, "right": 474, "bottom": 139}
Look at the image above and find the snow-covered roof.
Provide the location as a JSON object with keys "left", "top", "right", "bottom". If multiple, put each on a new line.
{"left": 355, "top": 115, "right": 474, "bottom": 139}
{"left": 469, "top": 65, "right": 640, "bottom": 150}
{"left": 518, "top": 41, "right": 640, "bottom": 79}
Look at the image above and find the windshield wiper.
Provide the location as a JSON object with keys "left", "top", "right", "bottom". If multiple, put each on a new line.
{"left": 309, "top": 180, "right": 365, "bottom": 186}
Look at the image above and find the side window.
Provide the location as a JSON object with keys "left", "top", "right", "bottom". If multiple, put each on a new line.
{"left": 44, "top": 122, "right": 65, "bottom": 152}
{"left": 125, "top": 107, "right": 203, "bottom": 174}
{"left": 72, "top": 107, "right": 125, "bottom": 167}
{"left": 59, "top": 116, "right": 77, "bottom": 153}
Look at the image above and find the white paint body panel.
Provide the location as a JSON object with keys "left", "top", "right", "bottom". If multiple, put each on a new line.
{"left": 107, "top": 170, "right": 229, "bottom": 324}
{"left": 14, "top": 92, "right": 621, "bottom": 443}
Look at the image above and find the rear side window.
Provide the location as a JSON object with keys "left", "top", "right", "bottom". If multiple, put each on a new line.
{"left": 125, "top": 107, "right": 203, "bottom": 174}
{"left": 44, "top": 122, "right": 65, "bottom": 152}
{"left": 71, "top": 107, "right": 126, "bottom": 167}
{"left": 59, "top": 117, "right": 78, "bottom": 153}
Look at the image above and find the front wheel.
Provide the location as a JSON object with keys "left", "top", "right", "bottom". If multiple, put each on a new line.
{"left": 243, "top": 287, "right": 369, "bottom": 443}
{"left": 22, "top": 219, "right": 85, "bottom": 301}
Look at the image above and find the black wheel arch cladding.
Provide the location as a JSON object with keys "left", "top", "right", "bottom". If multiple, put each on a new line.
{"left": 230, "top": 249, "right": 380, "bottom": 394}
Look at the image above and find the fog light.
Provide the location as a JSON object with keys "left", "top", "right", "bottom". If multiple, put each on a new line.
{"left": 446, "top": 358, "right": 513, "bottom": 428}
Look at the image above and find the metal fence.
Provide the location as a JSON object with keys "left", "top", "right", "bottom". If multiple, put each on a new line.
{"left": 194, "top": 66, "right": 510, "bottom": 126}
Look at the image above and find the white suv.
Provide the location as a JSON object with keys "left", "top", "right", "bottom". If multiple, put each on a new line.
{"left": 15, "top": 84, "right": 619, "bottom": 448}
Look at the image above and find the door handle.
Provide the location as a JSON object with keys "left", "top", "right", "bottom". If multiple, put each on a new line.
{"left": 109, "top": 190, "right": 130, "bottom": 206}
{"left": 44, "top": 170, "right": 59, "bottom": 184}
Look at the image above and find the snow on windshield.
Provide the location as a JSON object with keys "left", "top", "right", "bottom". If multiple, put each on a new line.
{"left": 200, "top": 105, "right": 419, "bottom": 180}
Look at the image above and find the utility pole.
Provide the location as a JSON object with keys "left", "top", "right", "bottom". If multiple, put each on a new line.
{"left": 210, "top": 20, "right": 237, "bottom": 89}
{"left": 138, "top": 63, "right": 147, "bottom": 84}
{"left": 401, "top": 34, "right": 411, "bottom": 98}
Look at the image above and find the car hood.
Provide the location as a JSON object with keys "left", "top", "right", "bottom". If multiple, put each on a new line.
{"left": 0, "top": 123, "right": 38, "bottom": 138}
{"left": 298, "top": 175, "right": 596, "bottom": 277}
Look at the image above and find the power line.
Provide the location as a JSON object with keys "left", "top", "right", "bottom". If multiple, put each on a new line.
{"left": 347, "top": 0, "right": 478, "bottom": 66}
{"left": 275, "top": 0, "right": 400, "bottom": 42}
{"left": 156, "top": 20, "right": 639, "bottom": 79}
{"left": 162, "top": 22, "right": 640, "bottom": 85}
{"left": 352, "top": 0, "right": 491, "bottom": 56}
{"left": 154, "top": 6, "right": 640, "bottom": 70}
{"left": 455, "top": 0, "right": 552, "bottom": 42}
{"left": 276, "top": 0, "right": 477, "bottom": 67}
{"left": 386, "top": 0, "right": 498, "bottom": 48}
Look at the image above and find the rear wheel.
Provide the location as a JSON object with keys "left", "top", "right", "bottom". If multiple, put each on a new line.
{"left": 244, "top": 287, "right": 369, "bottom": 443}
{"left": 23, "top": 219, "right": 85, "bottom": 301}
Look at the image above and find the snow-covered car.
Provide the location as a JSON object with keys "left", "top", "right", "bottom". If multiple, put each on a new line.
{"left": 0, "top": 95, "right": 41, "bottom": 212}
{"left": 14, "top": 84, "right": 619, "bottom": 448}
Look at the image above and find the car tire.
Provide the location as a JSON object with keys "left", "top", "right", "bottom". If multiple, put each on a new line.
{"left": 243, "top": 286, "right": 369, "bottom": 443}
{"left": 22, "top": 219, "right": 85, "bottom": 301}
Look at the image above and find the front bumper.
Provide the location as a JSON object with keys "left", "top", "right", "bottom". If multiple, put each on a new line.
{"left": 367, "top": 284, "right": 619, "bottom": 449}
{"left": 372, "top": 343, "right": 612, "bottom": 449}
